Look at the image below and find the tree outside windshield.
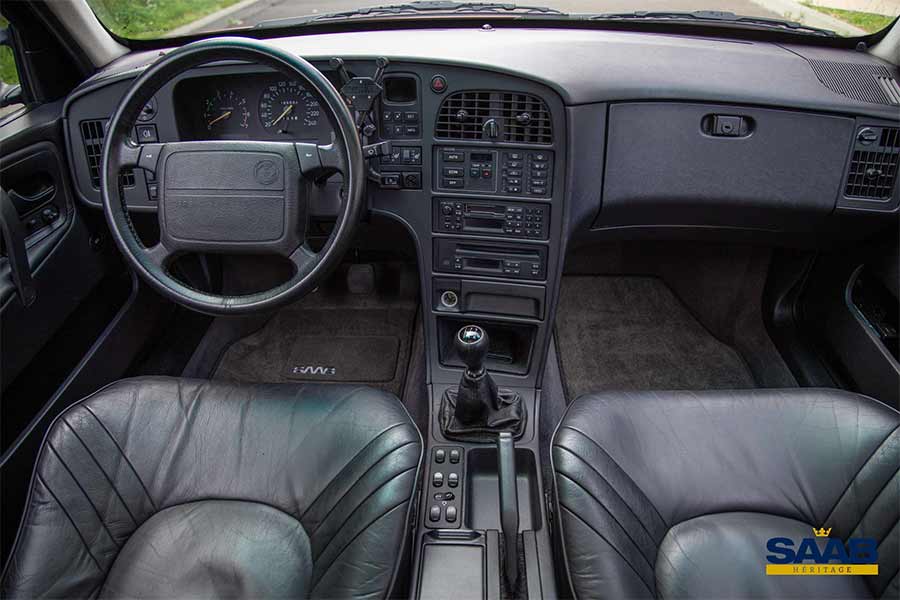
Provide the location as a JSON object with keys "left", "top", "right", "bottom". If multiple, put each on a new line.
{"left": 85, "top": 0, "right": 898, "bottom": 38}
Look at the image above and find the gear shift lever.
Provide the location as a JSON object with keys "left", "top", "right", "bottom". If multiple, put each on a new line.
{"left": 453, "top": 325, "right": 498, "bottom": 424}
{"left": 439, "top": 324, "right": 525, "bottom": 440}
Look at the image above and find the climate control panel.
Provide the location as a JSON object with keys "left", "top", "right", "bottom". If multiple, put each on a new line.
{"left": 435, "top": 146, "right": 553, "bottom": 198}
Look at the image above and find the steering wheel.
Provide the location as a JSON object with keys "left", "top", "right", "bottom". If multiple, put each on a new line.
{"left": 100, "top": 37, "right": 364, "bottom": 315}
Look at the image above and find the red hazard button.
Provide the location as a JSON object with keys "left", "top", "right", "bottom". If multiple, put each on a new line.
{"left": 430, "top": 74, "right": 447, "bottom": 93}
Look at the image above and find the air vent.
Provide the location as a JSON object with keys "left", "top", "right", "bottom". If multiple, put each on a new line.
{"left": 808, "top": 59, "right": 900, "bottom": 106}
{"left": 844, "top": 126, "right": 899, "bottom": 200}
{"left": 80, "top": 119, "right": 135, "bottom": 189}
{"left": 435, "top": 91, "right": 552, "bottom": 144}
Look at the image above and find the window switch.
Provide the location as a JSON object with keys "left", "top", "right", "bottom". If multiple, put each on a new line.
{"left": 433, "top": 472, "right": 444, "bottom": 487}
{"left": 429, "top": 505, "right": 441, "bottom": 522}
{"left": 446, "top": 506, "right": 457, "bottom": 523}
{"left": 435, "top": 449, "right": 446, "bottom": 463}
{"left": 449, "top": 449, "right": 461, "bottom": 463}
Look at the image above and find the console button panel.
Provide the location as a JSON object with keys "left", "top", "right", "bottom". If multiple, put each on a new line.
{"left": 434, "top": 146, "right": 553, "bottom": 198}
{"left": 434, "top": 198, "right": 548, "bottom": 239}
{"left": 501, "top": 150, "right": 553, "bottom": 197}
{"left": 426, "top": 446, "right": 464, "bottom": 528}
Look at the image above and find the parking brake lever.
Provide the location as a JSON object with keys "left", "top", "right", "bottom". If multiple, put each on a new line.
{"left": 497, "top": 431, "right": 519, "bottom": 590}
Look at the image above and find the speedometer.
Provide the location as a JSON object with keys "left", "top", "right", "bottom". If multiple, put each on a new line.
{"left": 259, "top": 81, "right": 321, "bottom": 135}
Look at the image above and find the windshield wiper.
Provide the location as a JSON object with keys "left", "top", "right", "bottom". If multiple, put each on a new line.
{"left": 255, "top": 1, "right": 566, "bottom": 29}
{"left": 586, "top": 10, "right": 837, "bottom": 37}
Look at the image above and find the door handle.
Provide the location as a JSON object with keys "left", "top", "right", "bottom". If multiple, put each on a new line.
{"left": 9, "top": 184, "right": 55, "bottom": 212}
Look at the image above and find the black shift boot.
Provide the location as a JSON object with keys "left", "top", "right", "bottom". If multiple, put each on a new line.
{"left": 440, "top": 325, "right": 526, "bottom": 441}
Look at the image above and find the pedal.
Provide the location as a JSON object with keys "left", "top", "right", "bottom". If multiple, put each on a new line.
{"left": 347, "top": 263, "right": 375, "bottom": 295}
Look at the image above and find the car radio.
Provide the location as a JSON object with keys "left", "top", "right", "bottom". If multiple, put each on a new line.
{"left": 434, "top": 238, "right": 547, "bottom": 281}
{"left": 434, "top": 198, "right": 548, "bottom": 239}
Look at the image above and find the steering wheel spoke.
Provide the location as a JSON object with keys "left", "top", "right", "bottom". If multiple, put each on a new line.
{"left": 287, "top": 243, "right": 321, "bottom": 276}
{"left": 140, "top": 242, "right": 173, "bottom": 269}
{"left": 295, "top": 142, "right": 345, "bottom": 181}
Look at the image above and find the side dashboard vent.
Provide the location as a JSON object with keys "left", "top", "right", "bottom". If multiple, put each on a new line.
{"left": 80, "top": 119, "right": 135, "bottom": 189}
{"left": 808, "top": 59, "right": 900, "bottom": 106}
{"left": 845, "top": 126, "right": 899, "bottom": 200}
{"left": 435, "top": 91, "right": 552, "bottom": 144}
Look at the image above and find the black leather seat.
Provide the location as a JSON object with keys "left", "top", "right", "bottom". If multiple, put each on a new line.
{"left": 552, "top": 389, "right": 899, "bottom": 600}
{"left": 1, "top": 377, "right": 422, "bottom": 599}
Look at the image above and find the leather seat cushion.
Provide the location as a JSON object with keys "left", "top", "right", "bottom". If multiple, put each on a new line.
{"left": 1, "top": 377, "right": 422, "bottom": 599}
{"left": 552, "top": 388, "right": 899, "bottom": 599}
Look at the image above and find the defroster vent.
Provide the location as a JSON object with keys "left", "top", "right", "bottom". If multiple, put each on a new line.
{"left": 845, "top": 126, "right": 899, "bottom": 200}
{"left": 80, "top": 119, "right": 135, "bottom": 189}
{"left": 435, "top": 91, "right": 552, "bottom": 144}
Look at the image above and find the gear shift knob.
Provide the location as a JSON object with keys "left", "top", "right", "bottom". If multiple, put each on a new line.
{"left": 456, "top": 325, "right": 489, "bottom": 374}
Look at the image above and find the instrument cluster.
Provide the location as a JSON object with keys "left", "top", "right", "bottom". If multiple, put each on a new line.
{"left": 175, "top": 73, "right": 337, "bottom": 143}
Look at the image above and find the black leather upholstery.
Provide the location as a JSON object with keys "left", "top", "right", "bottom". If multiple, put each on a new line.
{"left": 1, "top": 377, "right": 422, "bottom": 599}
{"left": 552, "top": 389, "right": 899, "bottom": 599}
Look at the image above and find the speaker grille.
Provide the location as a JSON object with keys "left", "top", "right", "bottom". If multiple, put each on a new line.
{"left": 809, "top": 59, "right": 900, "bottom": 106}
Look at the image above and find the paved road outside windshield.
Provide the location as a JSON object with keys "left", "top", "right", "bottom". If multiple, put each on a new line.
{"left": 195, "top": 0, "right": 781, "bottom": 34}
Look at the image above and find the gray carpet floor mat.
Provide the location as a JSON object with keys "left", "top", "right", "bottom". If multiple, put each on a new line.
{"left": 214, "top": 264, "right": 418, "bottom": 396}
{"left": 555, "top": 276, "right": 756, "bottom": 399}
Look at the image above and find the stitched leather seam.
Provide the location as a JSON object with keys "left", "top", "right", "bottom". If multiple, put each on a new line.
{"left": 299, "top": 421, "right": 412, "bottom": 522}
{"left": 308, "top": 439, "right": 419, "bottom": 536}
{"left": 83, "top": 405, "right": 157, "bottom": 511}
{"left": 825, "top": 424, "right": 899, "bottom": 533}
{"left": 877, "top": 567, "right": 898, "bottom": 599}
{"left": 555, "top": 442, "right": 664, "bottom": 547}
{"left": 875, "top": 518, "right": 898, "bottom": 550}
{"left": 311, "top": 499, "right": 410, "bottom": 593}
{"left": 559, "top": 504, "right": 655, "bottom": 595}
{"left": 47, "top": 443, "right": 121, "bottom": 551}
{"left": 60, "top": 418, "right": 138, "bottom": 527}
{"left": 850, "top": 471, "right": 899, "bottom": 542}
{"left": 311, "top": 465, "right": 417, "bottom": 562}
{"left": 556, "top": 471, "right": 657, "bottom": 573}
{"left": 558, "top": 425, "right": 669, "bottom": 528}
{"left": 36, "top": 474, "right": 104, "bottom": 573}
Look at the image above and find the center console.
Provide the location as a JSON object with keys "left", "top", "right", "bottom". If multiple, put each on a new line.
{"left": 367, "top": 65, "right": 566, "bottom": 600}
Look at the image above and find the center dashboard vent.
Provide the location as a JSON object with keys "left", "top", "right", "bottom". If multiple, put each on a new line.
{"left": 808, "top": 59, "right": 900, "bottom": 106}
{"left": 845, "top": 126, "right": 899, "bottom": 200}
{"left": 80, "top": 119, "right": 135, "bottom": 189}
{"left": 435, "top": 91, "right": 552, "bottom": 144}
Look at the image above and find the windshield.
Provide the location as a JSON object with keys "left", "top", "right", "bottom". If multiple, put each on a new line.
{"left": 86, "top": 0, "right": 896, "bottom": 39}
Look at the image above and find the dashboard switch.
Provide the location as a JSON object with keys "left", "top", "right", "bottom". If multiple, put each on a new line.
{"left": 135, "top": 124, "right": 158, "bottom": 143}
{"left": 402, "top": 172, "right": 421, "bottom": 189}
{"left": 431, "top": 75, "right": 448, "bottom": 93}
{"left": 429, "top": 505, "right": 441, "bottom": 522}
{"left": 446, "top": 506, "right": 457, "bottom": 523}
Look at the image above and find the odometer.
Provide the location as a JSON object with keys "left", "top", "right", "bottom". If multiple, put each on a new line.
{"left": 259, "top": 81, "right": 321, "bottom": 135}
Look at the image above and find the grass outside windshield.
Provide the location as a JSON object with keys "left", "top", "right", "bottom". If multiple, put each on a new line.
{"left": 85, "top": 0, "right": 898, "bottom": 39}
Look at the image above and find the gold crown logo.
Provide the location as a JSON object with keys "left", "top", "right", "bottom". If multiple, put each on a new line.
{"left": 813, "top": 527, "right": 832, "bottom": 537}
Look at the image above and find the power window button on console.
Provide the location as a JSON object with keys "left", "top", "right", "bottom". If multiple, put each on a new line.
{"left": 448, "top": 473, "right": 459, "bottom": 488}
{"left": 433, "top": 472, "right": 444, "bottom": 487}
{"left": 449, "top": 449, "right": 461, "bottom": 463}
{"left": 435, "top": 449, "right": 446, "bottom": 463}
{"left": 429, "top": 505, "right": 441, "bottom": 522}
{"left": 446, "top": 506, "right": 458, "bottom": 523}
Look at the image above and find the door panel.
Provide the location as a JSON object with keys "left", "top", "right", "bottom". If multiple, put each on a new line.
{"left": 0, "top": 106, "right": 115, "bottom": 422}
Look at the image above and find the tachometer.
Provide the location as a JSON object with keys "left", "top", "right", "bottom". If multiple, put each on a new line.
{"left": 202, "top": 89, "right": 250, "bottom": 131}
{"left": 259, "top": 81, "right": 321, "bottom": 135}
